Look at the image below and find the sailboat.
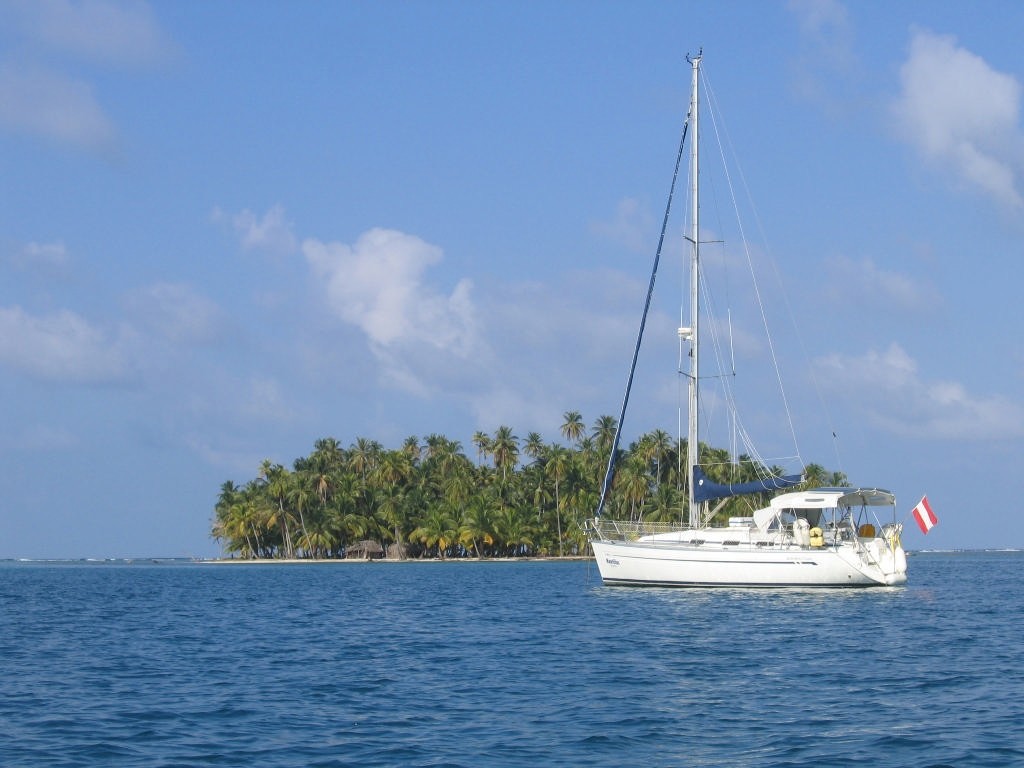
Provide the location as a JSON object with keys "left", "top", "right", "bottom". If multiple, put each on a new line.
{"left": 586, "top": 52, "right": 908, "bottom": 587}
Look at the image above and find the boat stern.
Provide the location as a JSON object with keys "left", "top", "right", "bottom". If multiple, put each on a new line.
{"left": 867, "top": 523, "right": 908, "bottom": 585}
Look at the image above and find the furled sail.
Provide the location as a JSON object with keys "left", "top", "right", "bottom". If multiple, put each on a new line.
{"left": 692, "top": 466, "right": 803, "bottom": 504}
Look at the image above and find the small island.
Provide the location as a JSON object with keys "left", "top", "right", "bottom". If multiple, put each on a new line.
{"left": 212, "top": 411, "right": 844, "bottom": 560}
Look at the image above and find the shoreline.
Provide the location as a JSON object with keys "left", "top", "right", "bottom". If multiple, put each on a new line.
{"left": 202, "top": 556, "right": 594, "bottom": 565}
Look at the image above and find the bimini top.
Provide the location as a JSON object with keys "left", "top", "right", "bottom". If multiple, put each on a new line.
{"left": 751, "top": 487, "right": 895, "bottom": 531}
{"left": 768, "top": 487, "right": 896, "bottom": 510}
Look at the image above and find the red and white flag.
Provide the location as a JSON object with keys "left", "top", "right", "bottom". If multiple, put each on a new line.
{"left": 912, "top": 495, "right": 938, "bottom": 534}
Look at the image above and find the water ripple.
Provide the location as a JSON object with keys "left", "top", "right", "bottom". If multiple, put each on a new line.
{"left": 0, "top": 554, "right": 1021, "bottom": 766}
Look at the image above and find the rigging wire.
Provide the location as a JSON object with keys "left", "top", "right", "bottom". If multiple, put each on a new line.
{"left": 700, "top": 67, "right": 804, "bottom": 475}
{"left": 715, "top": 99, "right": 846, "bottom": 478}
{"left": 595, "top": 116, "right": 690, "bottom": 519}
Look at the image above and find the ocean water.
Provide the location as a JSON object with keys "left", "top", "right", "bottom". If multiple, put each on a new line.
{"left": 1, "top": 552, "right": 1021, "bottom": 767}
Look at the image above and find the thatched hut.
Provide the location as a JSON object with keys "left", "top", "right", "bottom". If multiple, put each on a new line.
{"left": 345, "top": 540, "right": 384, "bottom": 560}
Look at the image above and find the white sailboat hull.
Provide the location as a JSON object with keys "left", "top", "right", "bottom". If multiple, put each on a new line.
{"left": 590, "top": 538, "right": 907, "bottom": 588}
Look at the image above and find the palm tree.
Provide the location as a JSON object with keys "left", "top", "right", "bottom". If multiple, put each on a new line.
{"left": 471, "top": 431, "right": 491, "bottom": 466}
{"left": 459, "top": 494, "right": 496, "bottom": 558}
{"left": 312, "top": 437, "right": 345, "bottom": 471}
{"left": 828, "top": 470, "right": 849, "bottom": 487}
{"left": 802, "top": 463, "right": 828, "bottom": 489}
{"left": 297, "top": 518, "right": 337, "bottom": 559}
{"left": 545, "top": 445, "right": 572, "bottom": 556}
{"left": 212, "top": 497, "right": 258, "bottom": 558}
{"left": 399, "top": 435, "right": 420, "bottom": 464}
{"left": 494, "top": 506, "right": 534, "bottom": 557}
{"left": 644, "top": 483, "right": 685, "bottom": 524}
{"left": 564, "top": 488, "right": 595, "bottom": 556}
{"left": 216, "top": 480, "right": 240, "bottom": 514}
{"left": 349, "top": 437, "right": 380, "bottom": 484}
{"left": 339, "top": 507, "right": 371, "bottom": 544}
{"left": 372, "top": 450, "right": 413, "bottom": 551}
{"left": 424, "top": 433, "right": 449, "bottom": 461}
{"left": 409, "top": 507, "right": 459, "bottom": 559}
{"left": 426, "top": 436, "right": 464, "bottom": 475}
{"left": 491, "top": 426, "right": 519, "bottom": 482}
{"left": 327, "top": 471, "right": 360, "bottom": 548}
{"left": 533, "top": 481, "right": 553, "bottom": 527}
{"left": 646, "top": 428, "right": 673, "bottom": 487}
{"left": 260, "top": 460, "right": 297, "bottom": 558}
{"left": 524, "top": 432, "right": 545, "bottom": 463}
{"left": 443, "top": 467, "right": 475, "bottom": 509}
{"left": 618, "top": 457, "right": 650, "bottom": 520}
{"left": 592, "top": 415, "right": 617, "bottom": 456}
{"left": 575, "top": 435, "right": 600, "bottom": 487}
{"left": 213, "top": 481, "right": 250, "bottom": 556}
{"left": 285, "top": 470, "right": 314, "bottom": 557}
{"left": 561, "top": 410, "right": 585, "bottom": 447}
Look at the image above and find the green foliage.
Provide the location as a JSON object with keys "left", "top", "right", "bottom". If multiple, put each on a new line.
{"left": 211, "top": 420, "right": 835, "bottom": 559}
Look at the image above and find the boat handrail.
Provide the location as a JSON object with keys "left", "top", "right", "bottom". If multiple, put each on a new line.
{"left": 587, "top": 518, "right": 688, "bottom": 542}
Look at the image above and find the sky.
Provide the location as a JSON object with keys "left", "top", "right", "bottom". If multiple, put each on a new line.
{"left": 2, "top": 0, "right": 1023, "bottom": 558}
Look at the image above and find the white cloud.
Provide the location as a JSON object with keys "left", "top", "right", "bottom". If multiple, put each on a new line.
{"left": 590, "top": 198, "right": 655, "bottom": 253}
{"left": 488, "top": 269, "right": 641, "bottom": 363}
{"left": 468, "top": 386, "right": 562, "bottom": 436}
{"left": 0, "top": 64, "right": 116, "bottom": 148}
{"left": 299, "top": 227, "right": 636, "bottom": 431}
{"left": 303, "top": 227, "right": 481, "bottom": 365}
{"left": 892, "top": 29, "right": 1024, "bottom": 209}
{"left": 789, "top": 0, "right": 854, "bottom": 67}
{"left": 0, "top": 305, "right": 130, "bottom": 383}
{"left": 9, "top": 0, "right": 171, "bottom": 66}
{"left": 224, "top": 214, "right": 672, "bottom": 435}
{"left": 225, "top": 205, "right": 298, "bottom": 255}
{"left": 171, "top": 370, "right": 303, "bottom": 473}
{"left": 124, "top": 282, "right": 225, "bottom": 344}
{"left": 295, "top": 225, "right": 653, "bottom": 432}
{"left": 9, "top": 240, "right": 71, "bottom": 276}
{"left": 462, "top": 268, "right": 651, "bottom": 434}
{"left": 240, "top": 376, "right": 296, "bottom": 424}
{"left": 0, "top": 0, "right": 172, "bottom": 149}
{"left": 185, "top": 435, "right": 264, "bottom": 475}
{"left": 787, "top": 0, "right": 859, "bottom": 108}
{"left": 825, "top": 255, "right": 940, "bottom": 311}
{"left": 818, "top": 342, "right": 1024, "bottom": 440}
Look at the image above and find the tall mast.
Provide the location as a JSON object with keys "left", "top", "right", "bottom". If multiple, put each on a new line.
{"left": 686, "top": 51, "right": 701, "bottom": 527}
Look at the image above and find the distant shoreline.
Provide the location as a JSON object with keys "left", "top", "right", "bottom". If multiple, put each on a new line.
{"left": 202, "top": 556, "right": 594, "bottom": 565}
{"left": 1, "top": 556, "right": 595, "bottom": 564}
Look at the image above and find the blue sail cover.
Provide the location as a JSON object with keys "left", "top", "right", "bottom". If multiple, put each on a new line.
{"left": 692, "top": 465, "right": 804, "bottom": 504}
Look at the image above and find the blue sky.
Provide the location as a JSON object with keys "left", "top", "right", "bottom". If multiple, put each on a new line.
{"left": 2, "top": 0, "right": 1022, "bottom": 558}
